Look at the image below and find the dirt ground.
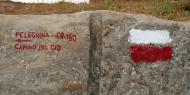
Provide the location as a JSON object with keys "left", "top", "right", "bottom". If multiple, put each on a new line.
{"left": 0, "top": 0, "right": 190, "bottom": 21}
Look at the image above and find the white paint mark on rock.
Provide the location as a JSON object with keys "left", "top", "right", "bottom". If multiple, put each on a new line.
{"left": 128, "top": 28, "right": 172, "bottom": 44}
{"left": 10, "top": 0, "right": 90, "bottom": 4}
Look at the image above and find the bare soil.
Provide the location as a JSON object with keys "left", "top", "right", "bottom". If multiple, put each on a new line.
{"left": 0, "top": 1, "right": 189, "bottom": 21}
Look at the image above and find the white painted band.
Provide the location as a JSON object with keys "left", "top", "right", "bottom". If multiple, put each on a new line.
{"left": 10, "top": 0, "right": 90, "bottom": 4}
{"left": 128, "top": 28, "right": 172, "bottom": 44}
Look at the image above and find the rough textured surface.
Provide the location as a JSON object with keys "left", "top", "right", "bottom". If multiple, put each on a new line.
{"left": 88, "top": 13, "right": 102, "bottom": 95}
{"left": 0, "top": 10, "right": 190, "bottom": 95}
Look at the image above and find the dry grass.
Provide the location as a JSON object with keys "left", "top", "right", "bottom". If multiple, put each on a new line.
{"left": 58, "top": 82, "right": 87, "bottom": 93}
{"left": 0, "top": 32, "right": 4, "bottom": 43}
{"left": 111, "top": 0, "right": 190, "bottom": 21}
{"left": 0, "top": 0, "right": 189, "bottom": 21}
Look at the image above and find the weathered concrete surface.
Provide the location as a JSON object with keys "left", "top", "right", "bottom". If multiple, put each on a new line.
{"left": 0, "top": 10, "right": 190, "bottom": 95}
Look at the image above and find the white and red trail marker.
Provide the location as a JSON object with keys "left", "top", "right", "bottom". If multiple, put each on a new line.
{"left": 128, "top": 28, "right": 173, "bottom": 63}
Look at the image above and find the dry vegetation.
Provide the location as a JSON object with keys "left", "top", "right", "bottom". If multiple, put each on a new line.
{"left": 58, "top": 82, "right": 87, "bottom": 93}
{"left": 0, "top": 0, "right": 189, "bottom": 21}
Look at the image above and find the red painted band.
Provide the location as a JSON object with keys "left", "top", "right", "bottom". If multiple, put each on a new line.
{"left": 131, "top": 45, "right": 173, "bottom": 63}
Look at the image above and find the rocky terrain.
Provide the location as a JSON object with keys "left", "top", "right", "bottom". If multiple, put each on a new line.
{"left": 0, "top": 10, "right": 190, "bottom": 95}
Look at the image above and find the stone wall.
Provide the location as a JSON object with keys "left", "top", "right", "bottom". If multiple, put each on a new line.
{"left": 0, "top": 11, "right": 190, "bottom": 95}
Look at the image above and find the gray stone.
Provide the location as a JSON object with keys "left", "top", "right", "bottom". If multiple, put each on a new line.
{"left": 0, "top": 10, "right": 189, "bottom": 95}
